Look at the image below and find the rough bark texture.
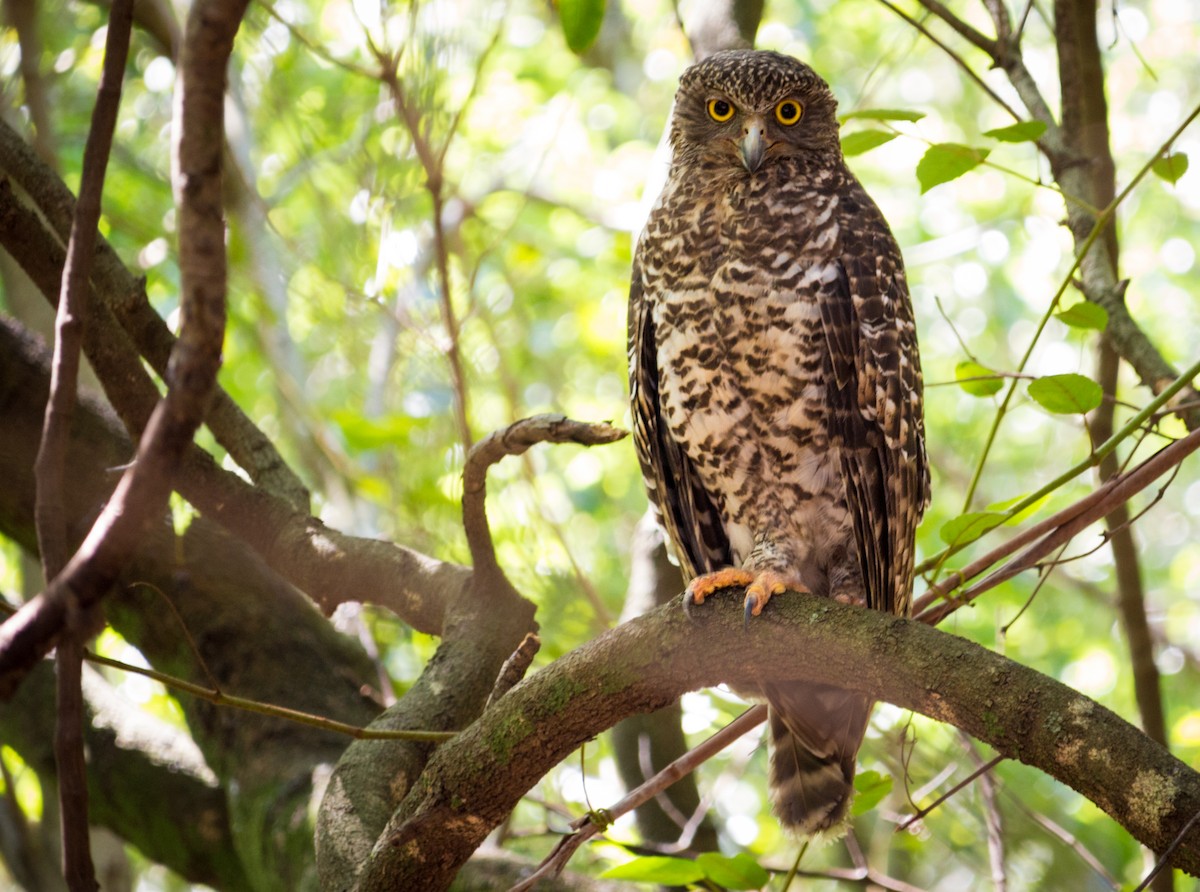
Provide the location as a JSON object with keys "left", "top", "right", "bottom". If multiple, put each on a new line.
{"left": 356, "top": 593, "right": 1200, "bottom": 887}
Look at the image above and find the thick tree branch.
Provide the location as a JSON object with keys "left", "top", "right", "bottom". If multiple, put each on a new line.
{"left": 0, "top": 115, "right": 310, "bottom": 511}
{"left": 317, "top": 415, "right": 578, "bottom": 889}
{"left": 0, "top": 314, "right": 386, "bottom": 889}
{"left": 356, "top": 594, "right": 1200, "bottom": 888}
{"left": 0, "top": 184, "right": 465, "bottom": 634}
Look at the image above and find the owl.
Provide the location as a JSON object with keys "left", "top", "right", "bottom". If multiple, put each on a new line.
{"left": 628, "top": 50, "right": 929, "bottom": 834}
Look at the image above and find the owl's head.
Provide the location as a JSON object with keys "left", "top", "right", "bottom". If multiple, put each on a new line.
{"left": 670, "top": 50, "right": 840, "bottom": 173}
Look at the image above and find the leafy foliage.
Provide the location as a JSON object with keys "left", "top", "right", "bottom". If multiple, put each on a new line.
{"left": 1152, "top": 151, "right": 1189, "bottom": 184}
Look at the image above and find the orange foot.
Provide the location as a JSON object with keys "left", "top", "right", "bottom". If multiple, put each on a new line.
{"left": 685, "top": 569, "right": 809, "bottom": 621}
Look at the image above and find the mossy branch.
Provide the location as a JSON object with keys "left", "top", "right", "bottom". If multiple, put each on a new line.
{"left": 355, "top": 592, "right": 1200, "bottom": 889}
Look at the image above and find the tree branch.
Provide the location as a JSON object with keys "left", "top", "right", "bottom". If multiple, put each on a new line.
{"left": 355, "top": 594, "right": 1200, "bottom": 889}
{"left": 34, "top": 0, "right": 134, "bottom": 884}
{"left": 0, "top": 115, "right": 311, "bottom": 511}
{"left": 0, "top": 185, "right": 466, "bottom": 635}
{"left": 0, "top": 0, "right": 249, "bottom": 698}
{"left": 462, "top": 414, "right": 627, "bottom": 574}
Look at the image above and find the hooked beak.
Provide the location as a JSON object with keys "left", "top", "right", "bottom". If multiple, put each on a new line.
{"left": 740, "top": 115, "right": 767, "bottom": 172}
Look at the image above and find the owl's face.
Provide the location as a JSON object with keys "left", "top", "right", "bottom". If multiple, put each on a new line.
{"left": 670, "top": 50, "right": 840, "bottom": 174}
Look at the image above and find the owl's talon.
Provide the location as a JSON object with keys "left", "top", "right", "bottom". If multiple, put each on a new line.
{"left": 684, "top": 569, "right": 807, "bottom": 624}
{"left": 743, "top": 596, "right": 757, "bottom": 628}
{"left": 684, "top": 568, "right": 757, "bottom": 611}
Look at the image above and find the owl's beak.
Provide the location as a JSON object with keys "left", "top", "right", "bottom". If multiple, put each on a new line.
{"left": 740, "top": 116, "right": 766, "bottom": 172}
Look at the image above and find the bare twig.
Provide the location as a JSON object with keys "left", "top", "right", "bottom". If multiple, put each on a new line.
{"left": 913, "top": 0, "right": 997, "bottom": 52}
{"left": 981, "top": 0, "right": 1013, "bottom": 42}
{"left": 461, "top": 414, "right": 627, "bottom": 575}
{"left": 898, "top": 755, "right": 1004, "bottom": 831}
{"left": 963, "top": 734, "right": 1007, "bottom": 892}
{"left": 486, "top": 633, "right": 541, "bottom": 709}
{"left": 33, "top": 0, "right": 134, "bottom": 884}
{"left": 875, "top": 0, "right": 1022, "bottom": 121}
{"left": 914, "top": 0, "right": 1062, "bottom": 148}
{"left": 1134, "top": 808, "right": 1200, "bottom": 892}
{"left": 507, "top": 705, "right": 768, "bottom": 891}
{"left": 375, "top": 53, "right": 475, "bottom": 450}
{"left": 84, "top": 650, "right": 453, "bottom": 741}
{"left": 918, "top": 426, "right": 1200, "bottom": 624}
{"left": 1000, "top": 786, "right": 1119, "bottom": 888}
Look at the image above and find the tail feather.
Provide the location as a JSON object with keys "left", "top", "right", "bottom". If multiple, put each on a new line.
{"left": 765, "top": 681, "right": 873, "bottom": 835}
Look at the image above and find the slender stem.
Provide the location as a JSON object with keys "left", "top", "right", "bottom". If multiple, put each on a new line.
{"left": 915, "top": 359, "right": 1200, "bottom": 603}
{"left": 84, "top": 651, "right": 456, "bottom": 742}
{"left": 956, "top": 101, "right": 1200, "bottom": 513}
{"left": 34, "top": 0, "right": 134, "bottom": 886}
{"left": 508, "top": 706, "right": 768, "bottom": 891}
{"left": 875, "top": 0, "right": 1021, "bottom": 121}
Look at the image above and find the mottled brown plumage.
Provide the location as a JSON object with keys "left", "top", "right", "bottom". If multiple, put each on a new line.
{"left": 628, "top": 50, "right": 929, "bottom": 834}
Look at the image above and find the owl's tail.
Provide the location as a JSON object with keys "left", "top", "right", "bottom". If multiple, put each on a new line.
{"left": 764, "top": 681, "right": 873, "bottom": 836}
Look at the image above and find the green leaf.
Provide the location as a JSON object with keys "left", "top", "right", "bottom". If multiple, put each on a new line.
{"left": 697, "top": 852, "right": 770, "bottom": 889}
{"left": 1027, "top": 374, "right": 1103, "bottom": 414}
{"left": 955, "top": 360, "right": 1004, "bottom": 397}
{"left": 939, "top": 512, "right": 1006, "bottom": 547}
{"left": 987, "top": 492, "right": 1052, "bottom": 524}
{"left": 841, "top": 130, "right": 898, "bottom": 157}
{"left": 1152, "top": 152, "right": 1188, "bottom": 184}
{"left": 1055, "top": 301, "right": 1109, "bottom": 331}
{"left": 982, "top": 120, "right": 1047, "bottom": 143}
{"left": 558, "top": 0, "right": 606, "bottom": 54}
{"left": 840, "top": 108, "right": 925, "bottom": 123}
{"left": 851, "top": 770, "right": 894, "bottom": 816}
{"left": 601, "top": 856, "right": 705, "bottom": 883}
{"left": 916, "top": 143, "right": 990, "bottom": 193}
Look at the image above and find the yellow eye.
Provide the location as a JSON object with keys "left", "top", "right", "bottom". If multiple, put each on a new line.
{"left": 707, "top": 98, "right": 735, "bottom": 122}
{"left": 775, "top": 99, "right": 803, "bottom": 126}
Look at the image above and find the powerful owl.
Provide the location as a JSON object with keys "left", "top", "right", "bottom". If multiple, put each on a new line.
{"left": 628, "top": 50, "right": 929, "bottom": 834}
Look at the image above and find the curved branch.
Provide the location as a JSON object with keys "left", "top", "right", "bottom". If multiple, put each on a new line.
{"left": 462, "top": 414, "right": 626, "bottom": 574}
{"left": 357, "top": 593, "right": 1200, "bottom": 889}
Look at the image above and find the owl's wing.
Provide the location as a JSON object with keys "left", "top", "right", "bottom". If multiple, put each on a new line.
{"left": 628, "top": 262, "right": 733, "bottom": 580}
{"left": 820, "top": 233, "right": 929, "bottom": 615}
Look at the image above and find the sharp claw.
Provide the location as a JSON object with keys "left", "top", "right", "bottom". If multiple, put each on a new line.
{"left": 743, "top": 595, "right": 758, "bottom": 628}
{"left": 682, "top": 590, "right": 695, "bottom": 617}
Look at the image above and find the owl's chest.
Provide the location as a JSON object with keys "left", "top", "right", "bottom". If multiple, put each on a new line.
{"left": 646, "top": 184, "right": 838, "bottom": 407}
